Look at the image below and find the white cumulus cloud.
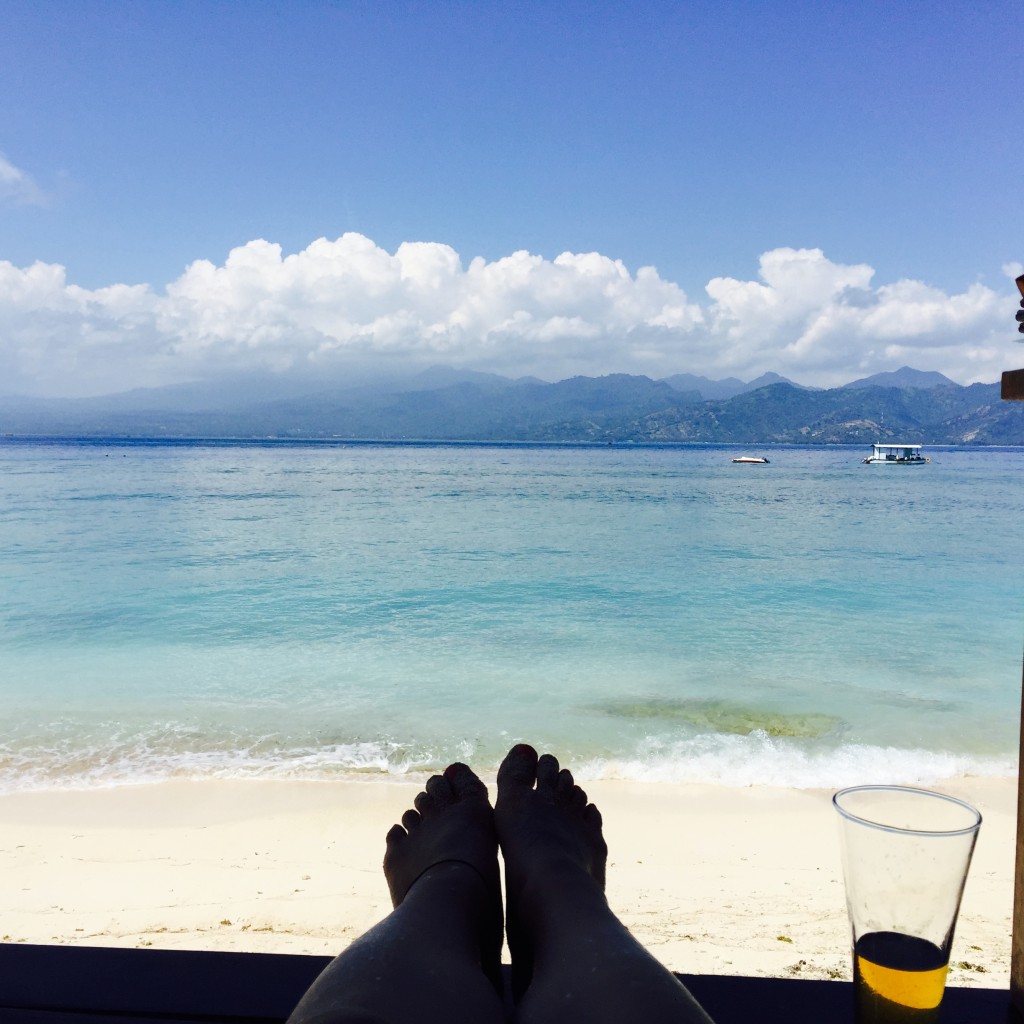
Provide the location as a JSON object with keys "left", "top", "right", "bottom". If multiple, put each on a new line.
{"left": 0, "top": 235, "right": 1017, "bottom": 397}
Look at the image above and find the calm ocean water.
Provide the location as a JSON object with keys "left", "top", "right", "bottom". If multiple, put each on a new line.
{"left": 0, "top": 437, "right": 1020, "bottom": 792}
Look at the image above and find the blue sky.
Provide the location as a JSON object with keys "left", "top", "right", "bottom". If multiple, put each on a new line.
{"left": 1, "top": 0, "right": 1021, "bottom": 396}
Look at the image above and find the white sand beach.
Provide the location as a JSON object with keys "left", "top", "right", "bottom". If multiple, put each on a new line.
{"left": 0, "top": 775, "right": 1014, "bottom": 989}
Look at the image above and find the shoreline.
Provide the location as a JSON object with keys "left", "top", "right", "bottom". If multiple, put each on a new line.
{"left": 0, "top": 775, "right": 1014, "bottom": 987}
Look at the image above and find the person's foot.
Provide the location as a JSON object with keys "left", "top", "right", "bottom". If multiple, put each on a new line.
{"left": 384, "top": 762, "right": 504, "bottom": 993}
{"left": 494, "top": 743, "right": 608, "bottom": 1000}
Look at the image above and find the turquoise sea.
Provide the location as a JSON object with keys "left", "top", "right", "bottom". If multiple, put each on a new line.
{"left": 0, "top": 437, "right": 1020, "bottom": 792}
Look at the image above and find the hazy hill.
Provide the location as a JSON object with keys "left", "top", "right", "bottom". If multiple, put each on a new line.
{"left": 842, "top": 366, "right": 959, "bottom": 390}
{"left": 622, "top": 381, "right": 1008, "bottom": 444}
{"left": 2, "top": 369, "right": 1019, "bottom": 445}
{"left": 660, "top": 370, "right": 802, "bottom": 400}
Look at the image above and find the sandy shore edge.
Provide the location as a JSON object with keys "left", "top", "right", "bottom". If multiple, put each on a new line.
{"left": 0, "top": 774, "right": 1014, "bottom": 987}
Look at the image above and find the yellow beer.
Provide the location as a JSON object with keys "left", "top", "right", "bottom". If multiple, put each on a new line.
{"left": 854, "top": 931, "right": 949, "bottom": 1024}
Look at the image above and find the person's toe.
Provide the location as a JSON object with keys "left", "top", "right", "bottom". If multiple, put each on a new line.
{"left": 401, "top": 808, "right": 421, "bottom": 832}
{"left": 413, "top": 790, "right": 437, "bottom": 815}
{"left": 536, "top": 753, "right": 560, "bottom": 793}
{"left": 444, "top": 761, "right": 488, "bottom": 800}
{"left": 497, "top": 743, "right": 538, "bottom": 790}
{"left": 556, "top": 768, "right": 576, "bottom": 800}
{"left": 424, "top": 773, "right": 454, "bottom": 806}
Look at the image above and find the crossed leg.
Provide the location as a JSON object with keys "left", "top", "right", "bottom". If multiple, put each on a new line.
{"left": 290, "top": 745, "right": 714, "bottom": 1024}
{"left": 496, "top": 744, "right": 715, "bottom": 1024}
{"left": 288, "top": 762, "right": 505, "bottom": 1024}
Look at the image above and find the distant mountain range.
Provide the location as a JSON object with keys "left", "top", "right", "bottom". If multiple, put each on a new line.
{"left": 3, "top": 365, "right": 1021, "bottom": 445}
{"left": 659, "top": 370, "right": 807, "bottom": 400}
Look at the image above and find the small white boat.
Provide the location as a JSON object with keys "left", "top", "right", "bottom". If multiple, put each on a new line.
{"left": 862, "top": 443, "right": 929, "bottom": 464}
{"left": 731, "top": 456, "right": 770, "bottom": 464}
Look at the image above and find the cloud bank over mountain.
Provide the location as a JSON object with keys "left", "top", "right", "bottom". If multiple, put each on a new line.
{"left": 0, "top": 234, "right": 1014, "bottom": 397}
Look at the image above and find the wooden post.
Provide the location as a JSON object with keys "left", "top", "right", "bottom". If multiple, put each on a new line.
{"left": 1014, "top": 659, "right": 1024, "bottom": 1014}
{"left": 1002, "top": 369, "right": 1024, "bottom": 401}
{"left": 1003, "top": 358, "right": 1024, "bottom": 1015}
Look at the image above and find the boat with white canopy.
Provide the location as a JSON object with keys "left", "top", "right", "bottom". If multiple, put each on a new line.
{"left": 862, "top": 443, "right": 928, "bottom": 464}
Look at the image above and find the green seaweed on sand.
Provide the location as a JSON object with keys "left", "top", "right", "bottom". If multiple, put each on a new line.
{"left": 594, "top": 697, "right": 842, "bottom": 739}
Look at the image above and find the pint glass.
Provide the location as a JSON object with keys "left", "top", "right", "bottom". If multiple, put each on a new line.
{"left": 833, "top": 785, "right": 981, "bottom": 1024}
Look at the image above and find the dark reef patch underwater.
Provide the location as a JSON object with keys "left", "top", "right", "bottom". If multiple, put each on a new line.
{"left": 593, "top": 697, "right": 843, "bottom": 739}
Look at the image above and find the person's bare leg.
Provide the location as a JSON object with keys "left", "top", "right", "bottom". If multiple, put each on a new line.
{"left": 496, "top": 744, "right": 714, "bottom": 1024}
{"left": 288, "top": 763, "right": 505, "bottom": 1024}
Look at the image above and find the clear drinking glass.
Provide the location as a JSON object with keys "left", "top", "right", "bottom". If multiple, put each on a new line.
{"left": 833, "top": 785, "right": 981, "bottom": 1024}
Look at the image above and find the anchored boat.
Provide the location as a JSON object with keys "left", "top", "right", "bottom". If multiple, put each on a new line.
{"left": 731, "top": 456, "right": 770, "bottom": 464}
{"left": 862, "top": 443, "right": 928, "bottom": 464}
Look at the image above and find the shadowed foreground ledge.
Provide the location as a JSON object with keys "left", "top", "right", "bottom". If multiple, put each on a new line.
{"left": 0, "top": 944, "right": 1014, "bottom": 1024}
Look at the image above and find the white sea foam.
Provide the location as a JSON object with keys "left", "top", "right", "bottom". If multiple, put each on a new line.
{"left": 574, "top": 732, "right": 1017, "bottom": 789}
{"left": 0, "top": 731, "right": 1015, "bottom": 794}
{"left": 0, "top": 740, "right": 424, "bottom": 793}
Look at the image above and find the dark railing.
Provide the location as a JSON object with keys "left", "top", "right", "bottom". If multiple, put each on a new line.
{"left": 1003, "top": 280, "right": 1024, "bottom": 1016}
{"left": 0, "top": 942, "right": 1013, "bottom": 1023}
